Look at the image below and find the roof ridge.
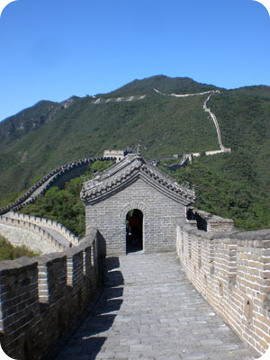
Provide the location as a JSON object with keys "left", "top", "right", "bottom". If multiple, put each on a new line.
{"left": 81, "top": 154, "right": 195, "bottom": 205}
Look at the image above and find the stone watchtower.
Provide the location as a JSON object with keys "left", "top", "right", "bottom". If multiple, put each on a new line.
{"left": 80, "top": 153, "right": 195, "bottom": 255}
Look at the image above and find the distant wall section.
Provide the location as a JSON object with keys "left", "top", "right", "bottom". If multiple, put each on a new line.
{"left": 0, "top": 157, "right": 115, "bottom": 215}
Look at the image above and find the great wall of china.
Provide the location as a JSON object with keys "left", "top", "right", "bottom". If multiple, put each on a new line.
{"left": 90, "top": 88, "right": 231, "bottom": 159}
{"left": 0, "top": 92, "right": 269, "bottom": 359}
{"left": 0, "top": 229, "right": 106, "bottom": 360}
{"left": 154, "top": 88, "right": 231, "bottom": 158}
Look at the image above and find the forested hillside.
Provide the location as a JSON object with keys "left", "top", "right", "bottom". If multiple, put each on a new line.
{"left": 0, "top": 76, "right": 270, "bottom": 230}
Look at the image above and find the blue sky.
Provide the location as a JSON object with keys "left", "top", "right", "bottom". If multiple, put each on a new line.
{"left": 0, "top": 0, "right": 270, "bottom": 122}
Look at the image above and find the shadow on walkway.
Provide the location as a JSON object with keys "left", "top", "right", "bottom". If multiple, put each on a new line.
{"left": 54, "top": 253, "right": 257, "bottom": 360}
{"left": 52, "top": 257, "right": 124, "bottom": 360}
{"left": 80, "top": 257, "right": 124, "bottom": 359}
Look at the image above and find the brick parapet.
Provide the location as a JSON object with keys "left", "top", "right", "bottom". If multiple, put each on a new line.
{"left": 66, "top": 249, "right": 84, "bottom": 287}
{"left": 0, "top": 257, "right": 39, "bottom": 339}
{"left": 0, "top": 215, "right": 66, "bottom": 251}
{"left": 0, "top": 229, "right": 104, "bottom": 360}
{"left": 5, "top": 211, "right": 79, "bottom": 246}
{"left": 186, "top": 207, "right": 234, "bottom": 232}
{"left": 176, "top": 219, "right": 270, "bottom": 355}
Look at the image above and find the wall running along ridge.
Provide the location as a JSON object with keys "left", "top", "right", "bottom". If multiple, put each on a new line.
{"left": 0, "top": 157, "right": 115, "bottom": 216}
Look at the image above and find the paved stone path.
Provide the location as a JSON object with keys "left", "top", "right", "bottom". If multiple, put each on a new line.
{"left": 55, "top": 253, "right": 259, "bottom": 360}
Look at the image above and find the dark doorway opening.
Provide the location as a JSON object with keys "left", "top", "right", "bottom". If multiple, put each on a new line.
{"left": 126, "top": 209, "right": 143, "bottom": 253}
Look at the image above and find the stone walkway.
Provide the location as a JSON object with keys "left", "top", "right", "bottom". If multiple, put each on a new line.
{"left": 55, "top": 253, "right": 259, "bottom": 360}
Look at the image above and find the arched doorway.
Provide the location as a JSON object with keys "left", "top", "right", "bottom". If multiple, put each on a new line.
{"left": 126, "top": 209, "right": 143, "bottom": 253}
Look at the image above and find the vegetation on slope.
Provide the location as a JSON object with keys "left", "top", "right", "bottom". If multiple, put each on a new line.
{"left": 210, "top": 88, "right": 270, "bottom": 192}
{"left": 0, "top": 77, "right": 220, "bottom": 204}
{"left": 106, "top": 75, "right": 220, "bottom": 97}
{"left": 0, "top": 100, "right": 63, "bottom": 147}
{"left": 20, "top": 153, "right": 270, "bottom": 233}
{"left": 0, "top": 76, "right": 270, "bottom": 231}
{"left": 20, "top": 161, "right": 112, "bottom": 237}
{"left": 0, "top": 236, "right": 39, "bottom": 261}
{"left": 160, "top": 154, "right": 270, "bottom": 230}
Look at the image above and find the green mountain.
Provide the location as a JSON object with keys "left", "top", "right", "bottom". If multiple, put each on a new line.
{"left": 0, "top": 75, "right": 270, "bottom": 230}
{"left": 106, "top": 75, "right": 219, "bottom": 97}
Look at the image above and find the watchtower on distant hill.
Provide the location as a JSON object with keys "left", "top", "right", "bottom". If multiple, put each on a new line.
{"left": 103, "top": 150, "right": 125, "bottom": 162}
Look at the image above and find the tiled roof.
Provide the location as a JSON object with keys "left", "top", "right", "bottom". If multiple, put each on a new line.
{"left": 80, "top": 154, "right": 196, "bottom": 205}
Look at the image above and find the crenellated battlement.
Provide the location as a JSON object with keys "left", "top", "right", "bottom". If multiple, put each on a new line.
{"left": 0, "top": 214, "right": 66, "bottom": 252}
{"left": 0, "top": 228, "right": 105, "bottom": 360}
{"left": 176, "top": 215, "right": 270, "bottom": 355}
{"left": 2, "top": 212, "right": 79, "bottom": 248}
{"left": 0, "top": 154, "right": 270, "bottom": 358}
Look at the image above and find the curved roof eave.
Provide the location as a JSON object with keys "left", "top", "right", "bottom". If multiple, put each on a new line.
{"left": 81, "top": 166, "right": 195, "bottom": 206}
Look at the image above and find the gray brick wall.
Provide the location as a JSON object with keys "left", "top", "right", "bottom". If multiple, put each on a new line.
{"left": 85, "top": 178, "right": 185, "bottom": 255}
{"left": 0, "top": 232, "right": 104, "bottom": 360}
{"left": 176, "top": 218, "right": 270, "bottom": 356}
